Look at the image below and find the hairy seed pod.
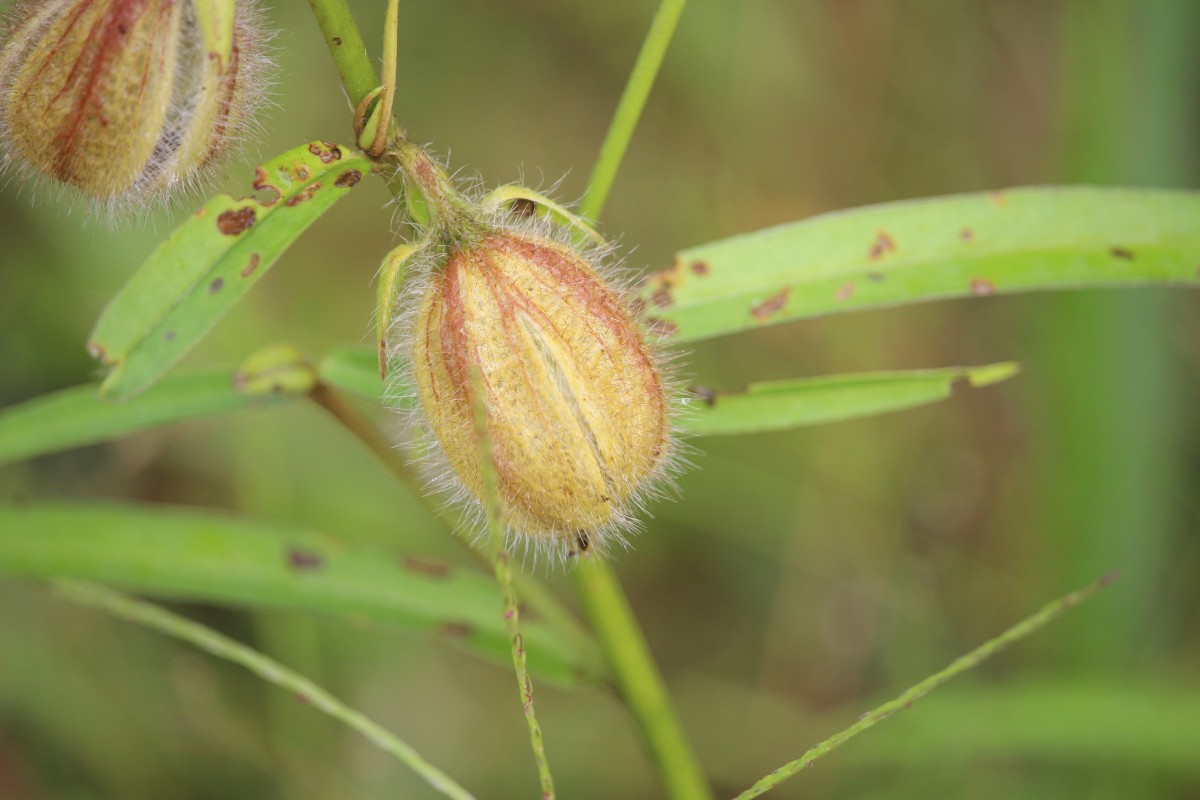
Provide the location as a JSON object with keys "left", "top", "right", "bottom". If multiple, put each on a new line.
{"left": 0, "top": 0, "right": 268, "bottom": 210}
{"left": 404, "top": 227, "right": 673, "bottom": 555}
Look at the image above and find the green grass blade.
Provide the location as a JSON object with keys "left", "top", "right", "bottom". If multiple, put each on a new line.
{"left": 638, "top": 187, "right": 1200, "bottom": 342}
{"left": 685, "top": 362, "right": 1018, "bottom": 436}
{"left": 0, "top": 370, "right": 283, "bottom": 468}
{"left": 89, "top": 141, "right": 371, "bottom": 400}
{"left": 0, "top": 503, "right": 603, "bottom": 686}
{"left": 56, "top": 581, "right": 477, "bottom": 800}
{"left": 731, "top": 573, "right": 1116, "bottom": 800}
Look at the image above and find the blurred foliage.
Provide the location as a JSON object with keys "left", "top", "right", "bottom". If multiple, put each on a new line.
{"left": 1, "top": 1, "right": 1198, "bottom": 798}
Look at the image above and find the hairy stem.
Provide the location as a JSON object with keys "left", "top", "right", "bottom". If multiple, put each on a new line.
{"left": 57, "top": 581, "right": 476, "bottom": 800}
{"left": 468, "top": 366, "right": 556, "bottom": 798}
{"left": 580, "top": 0, "right": 688, "bottom": 221}
{"left": 731, "top": 573, "right": 1119, "bottom": 799}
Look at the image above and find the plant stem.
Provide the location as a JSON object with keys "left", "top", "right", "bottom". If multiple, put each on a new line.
{"left": 574, "top": 2, "right": 712, "bottom": 798}
{"left": 56, "top": 581, "right": 476, "bottom": 800}
{"left": 731, "top": 573, "right": 1119, "bottom": 800}
{"left": 579, "top": 0, "right": 687, "bottom": 222}
{"left": 571, "top": 559, "right": 713, "bottom": 800}
{"left": 304, "top": 0, "right": 378, "bottom": 108}
{"left": 307, "top": 381, "right": 602, "bottom": 668}
{"left": 468, "top": 365, "right": 556, "bottom": 799}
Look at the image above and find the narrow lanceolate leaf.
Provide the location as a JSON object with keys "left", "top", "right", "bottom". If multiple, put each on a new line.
{"left": 0, "top": 504, "right": 603, "bottom": 686}
{"left": 685, "top": 363, "right": 1018, "bottom": 436}
{"left": 0, "top": 370, "right": 294, "bottom": 468}
{"left": 320, "top": 345, "right": 1017, "bottom": 436}
{"left": 637, "top": 187, "right": 1200, "bottom": 342}
{"left": 89, "top": 141, "right": 371, "bottom": 400}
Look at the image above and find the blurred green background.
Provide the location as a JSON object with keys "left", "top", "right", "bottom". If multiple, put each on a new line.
{"left": 2, "top": 0, "right": 1199, "bottom": 797}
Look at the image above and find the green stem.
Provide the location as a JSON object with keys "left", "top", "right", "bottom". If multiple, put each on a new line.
{"left": 304, "top": 0, "right": 377, "bottom": 108}
{"left": 579, "top": 0, "right": 687, "bottom": 221}
{"left": 574, "top": 2, "right": 711, "bottom": 798}
{"left": 57, "top": 581, "right": 476, "bottom": 800}
{"left": 571, "top": 560, "right": 713, "bottom": 800}
{"left": 731, "top": 573, "right": 1118, "bottom": 800}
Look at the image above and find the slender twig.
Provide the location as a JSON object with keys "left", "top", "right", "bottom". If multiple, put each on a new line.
{"left": 467, "top": 365, "right": 556, "bottom": 799}
{"left": 56, "top": 581, "right": 476, "bottom": 800}
{"left": 731, "top": 572, "right": 1120, "bottom": 800}
{"left": 368, "top": 0, "right": 400, "bottom": 157}
{"left": 307, "top": 381, "right": 602, "bottom": 667}
{"left": 579, "top": 0, "right": 688, "bottom": 221}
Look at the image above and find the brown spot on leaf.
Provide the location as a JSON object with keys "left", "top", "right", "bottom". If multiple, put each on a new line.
{"left": 294, "top": 163, "right": 312, "bottom": 181}
{"left": 164, "top": 331, "right": 176, "bottom": 341}
{"left": 688, "top": 385, "right": 717, "bottom": 407}
{"left": 217, "top": 206, "right": 256, "bottom": 235}
{"left": 209, "top": 277, "right": 224, "bottom": 294}
{"left": 836, "top": 281, "right": 856, "bottom": 301}
{"left": 440, "top": 622, "right": 472, "bottom": 638}
{"left": 960, "top": 227, "right": 975, "bottom": 242}
{"left": 650, "top": 285, "right": 674, "bottom": 308}
{"left": 87, "top": 341, "right": 108, "bottom": 361}
{"left": 970, "top": 277, "right": 996, "bottom": 296}
{"left": 644, "top": 317, "right": 679, "bottom": 338}
{"left": 331, "top": 36, "right": 342, "bottom": 46}
{"left": 287, "top": 547, "right": 323, "bottom": 571}
{"left": 253, "top": 167, "right": 281, "bottom": 205}
{"left": 866, "top": 270, "right": 886, "bottom": 282}
{"left": 241, "top": 253, "right": 261, "bottom": 278}
{"left": 989, "top": 190, "right": 1006, "bottom": 207}
{"left": 1110, "top": 246, "right": 1135, "bottom": 260}
{"left": 868, "top": 231, "right": 896, "bottom": 261}
{"left": 307, "top": 141, "right": 343, "bottom": 164}
{"left": 284, "top": 183, "right": 322, "bottom": 207}
{"left": 690, "top": 260, "right": 710, "bottom": 276}
{"left": 751, "top": 287, "right": 791, "bottom": 320}
{"left": 334, "top": 169, "right": 362, "bottom": 188}
{"left": 402, "top": 555, "right": 450, "bottom": 578}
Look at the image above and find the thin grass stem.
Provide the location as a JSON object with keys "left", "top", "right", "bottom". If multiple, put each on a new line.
{"left": 730, "top": 572, "right": 1119, "bottom": 800}
{"left": 579, "top": 0, "right": 687, "bottom": 221}
{"left": 55, "top": 580, "right": 476, "bottom": 800}
{"left": 467, "top": 365, "right": 556, "bottom": 799}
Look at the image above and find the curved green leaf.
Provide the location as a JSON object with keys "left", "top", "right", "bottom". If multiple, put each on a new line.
{"left": 89, "top": 142, "right": 372, "bottom": 400}
{"left": 685, "top": 362, "right": 1018, "bottom": 436}
{"left": 639, "top": 187, "right": 1200, "bottom": 342}
{"left": 0, "top": 503, "right": 603, "bottom": 686}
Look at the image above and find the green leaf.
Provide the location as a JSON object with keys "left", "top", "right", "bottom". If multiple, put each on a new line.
{"left": 89, "top": 141, "right": 372, "bottom": 400}
{"left": 0, "top": 370, "right": 292, "bottom": 468}
{"left": 640, "top": 187, "right": 1200, "bottom": 342}
{"left": 685, "top": 362, "right": 1018, "bottom": 436}
{"left": 0, "top": 503, "right": 603, "bottom": 686}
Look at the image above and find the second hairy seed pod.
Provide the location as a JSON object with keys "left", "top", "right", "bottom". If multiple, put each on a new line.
{"left": 0, "top": 0, "right": 268, "bottom": 210}
{"left": 399, "top": 223, "right": 673, "bottom": 557}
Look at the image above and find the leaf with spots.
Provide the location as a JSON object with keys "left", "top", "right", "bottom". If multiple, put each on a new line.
{"left": 89, "top": 141, "right": 371, "bottom": 400}
{"left": 0, "top": 503, "right": 605, "bottom": 686}
{"left": 639, "top": 187, "right": 1200, "bottom": 342}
